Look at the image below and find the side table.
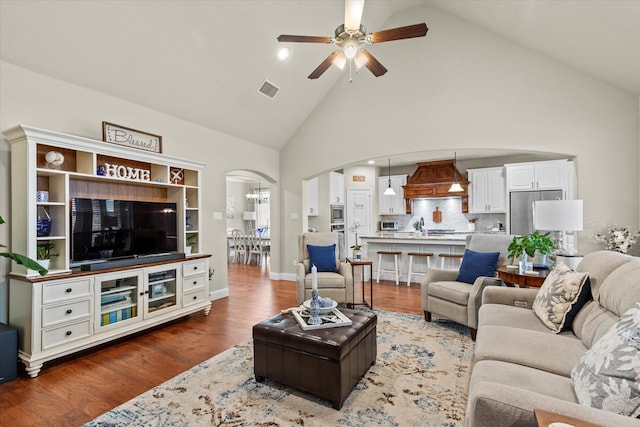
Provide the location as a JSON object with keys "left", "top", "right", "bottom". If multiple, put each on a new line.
{"left": 347, "top": 257, "right": 374, "bottom": 309}
{"left": 534, "top": 408, "right": 604, "bottom": 427}
{"left": 496, "top": 265, "right": 549, "bottom": 288}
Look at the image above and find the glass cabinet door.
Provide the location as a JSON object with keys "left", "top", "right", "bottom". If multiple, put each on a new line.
{"left": 95, "top": 270, "right": 143, "bottom": 331}
{"left": 144, "top": 265, "right": 180, "bottom": 318}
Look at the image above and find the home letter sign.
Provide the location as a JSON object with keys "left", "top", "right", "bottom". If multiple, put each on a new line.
{"left": 103, "top": 163, "right": 151, "bottom": 181}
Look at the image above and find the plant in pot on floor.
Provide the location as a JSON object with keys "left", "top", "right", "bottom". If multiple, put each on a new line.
{"left": 36, "top": 242, "right": 59, "bottom": 272}
{"left": 508, "top": 231, "right": 555, "bottom": 270}
{"left": 0, "top": 215, "right": 47, "bottom": 276}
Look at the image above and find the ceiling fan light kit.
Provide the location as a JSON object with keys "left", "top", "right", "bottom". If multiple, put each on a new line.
{"left": 277, "top": 0, "right": 428, "bottom": 80}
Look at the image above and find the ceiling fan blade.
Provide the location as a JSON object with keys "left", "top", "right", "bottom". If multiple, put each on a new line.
{"left": 368, "top": 23, "right": 428, "bottom": 43}
{"left": 277, "top": 35, "right": 333, "bottom": 43}
{"left": 308, "top": 51, "right": 341, "bottom": 79}
{"left": 344, "top": 0, "right": 365, "bottom": 31}
{"left": 360, "top": 49, "right": 387, "bottom": 77}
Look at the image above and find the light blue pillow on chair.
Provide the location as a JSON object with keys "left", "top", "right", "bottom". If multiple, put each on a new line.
{"left": 456, "top": 249, "right": 500, "bottom": 284}
{"left": 307, "top": 244, "right": 338, "bottom": 273}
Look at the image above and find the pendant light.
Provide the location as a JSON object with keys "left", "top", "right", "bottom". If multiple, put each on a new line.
{"left": 448, "top": 152, "right": 464, "bottom": 193}
{"left": 383, "top": 158, "right": 396, "bottom": 196}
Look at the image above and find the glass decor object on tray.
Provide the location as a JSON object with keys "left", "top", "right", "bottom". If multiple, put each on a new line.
{"left": 36, "top": 206, "right": 52, "bottom": 237}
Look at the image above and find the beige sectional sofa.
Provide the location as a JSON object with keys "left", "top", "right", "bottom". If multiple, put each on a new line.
{"left": 465, "top": 250, "right": 640, "bottom": 427}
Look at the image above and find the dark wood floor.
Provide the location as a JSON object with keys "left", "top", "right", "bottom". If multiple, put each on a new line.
{"left": 0, "top": 262, "right": 423, "bottom": 426}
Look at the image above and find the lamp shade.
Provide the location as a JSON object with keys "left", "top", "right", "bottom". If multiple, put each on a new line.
{"left": 534, "top": 200, "right": 583, "bottom": 231}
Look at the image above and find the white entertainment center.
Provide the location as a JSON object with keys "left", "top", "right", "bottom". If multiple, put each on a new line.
{"left": 4, "top": 125, "right": 211, "bottom": 377}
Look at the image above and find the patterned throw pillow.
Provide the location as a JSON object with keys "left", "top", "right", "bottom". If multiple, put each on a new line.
{"left": 532, "top": 263, "right": 590, "bottom": 333}
{"left": 571, "top": 302, "right": 640, "bottom": 417}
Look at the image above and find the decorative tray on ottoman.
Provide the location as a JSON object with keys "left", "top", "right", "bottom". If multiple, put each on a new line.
{"left": 292, "top": 307, "right": 352, "bottom": 331}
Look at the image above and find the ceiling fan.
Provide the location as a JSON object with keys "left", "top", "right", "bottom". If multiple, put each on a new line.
{"left": 277, "top": 0, "right": 428, "bottom": 79}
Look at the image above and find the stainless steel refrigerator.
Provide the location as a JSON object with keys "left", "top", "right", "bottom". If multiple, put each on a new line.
{"left": 509, "top": 190, "right": 563, "bottom": 235}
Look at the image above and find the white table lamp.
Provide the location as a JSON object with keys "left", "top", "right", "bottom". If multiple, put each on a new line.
{"left": 534, "top": 199, "right": 583, "bottom": 255}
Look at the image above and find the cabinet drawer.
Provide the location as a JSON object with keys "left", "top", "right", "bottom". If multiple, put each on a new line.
{"left": 42, "top": 279, "right": 92, "bottom": 304}
{"left": 42, "top": 319, "right": 92, "bottom": 350}
{"left": 183, "top": 260, "right": 206, "bottom": 277}
{"left": 183, "top": 274, "right": 206, "bottom": 292}
{"left": 183, "top": 289, "right": 207, "bottom": 308}
{"left": 42, "top": 299, "right": 91, "bottom": 328}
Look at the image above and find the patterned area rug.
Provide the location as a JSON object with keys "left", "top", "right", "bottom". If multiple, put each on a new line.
{"left": 85, "top": 310, "right": 474, "bottom": 426}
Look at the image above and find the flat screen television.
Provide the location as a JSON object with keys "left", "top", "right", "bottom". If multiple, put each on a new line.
{"left": 71, "top": 198, "right": 178, "bottom": 266}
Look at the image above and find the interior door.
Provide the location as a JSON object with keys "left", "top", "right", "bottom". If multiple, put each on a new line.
{"left": 346, "top": 189, "right": 372, "bottom": 253}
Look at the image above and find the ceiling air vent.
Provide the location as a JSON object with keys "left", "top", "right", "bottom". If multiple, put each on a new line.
{"left": 257, "top": 80, "right": 279, "bottom": 100}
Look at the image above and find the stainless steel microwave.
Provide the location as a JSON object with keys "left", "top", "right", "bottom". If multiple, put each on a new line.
{"left": 330, "top": 204, "right": 344, "bottom": 223}
{"left": 380, "top": 221, "right": 399, "bottom": 231}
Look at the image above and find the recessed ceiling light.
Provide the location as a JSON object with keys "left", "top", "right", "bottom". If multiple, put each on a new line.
{"left": 368, "top": 160, "right": 375, "bottom": 164}
{"left": 277, "top": 47, "right": 290, "bottom": 61}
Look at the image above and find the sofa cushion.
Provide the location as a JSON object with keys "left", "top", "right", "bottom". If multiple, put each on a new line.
{"left": 571, "top": 302, "right": 640, "bottom": 417}
{"left": 596, "top": 258, "right": 640, "bottom": 316}
{"left": 428, "top": 280, "right": 471, "bottom": 305}
{"left": 478, "top": 304, "right": 558, "bottom": 333}
{"left": 306, "top": 244, "right": 338, "bottom": 273}
{"left": 475, "top": 325, "right": 587, "bottom": 377}
{"left": 532, "top": 263, "right": 590, "bottom": 333}
{"left": 456, "top": 249, "right": 500, "bottom": 284}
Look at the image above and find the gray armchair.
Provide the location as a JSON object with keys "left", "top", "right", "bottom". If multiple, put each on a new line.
{"left": 296, "top": 232, "right": 354, "bottom": 305}
{"left": 421, "top": 233, "right": 514, "bottom": 340}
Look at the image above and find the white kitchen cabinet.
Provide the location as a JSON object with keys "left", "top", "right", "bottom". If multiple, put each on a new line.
{"left": 378, "top": 174, "right": 407, "bottom": 215}
{"left": 468, "top": 167, "right": 506, "bottom": 213}
{"left": 506, "top": 160, "right": 566, "bottom": 191}
{"left": 329, "top": 171, "right": 344, "bottom": 204}
{"left": 307, "top": 176, "right": 319, "bottom": 216}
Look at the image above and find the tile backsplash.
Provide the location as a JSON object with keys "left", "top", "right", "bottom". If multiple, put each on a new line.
{"left": 381, "top": 197, "right": 506, "bottom": 232}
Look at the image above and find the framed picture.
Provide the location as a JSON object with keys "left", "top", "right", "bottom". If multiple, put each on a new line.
{"left": 102, "top": 121, "right": 162, "bottom": 153}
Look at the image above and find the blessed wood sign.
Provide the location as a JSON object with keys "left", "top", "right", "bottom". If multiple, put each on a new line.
{"left": 102, "top": 121, "right": 162, "bottom": 153}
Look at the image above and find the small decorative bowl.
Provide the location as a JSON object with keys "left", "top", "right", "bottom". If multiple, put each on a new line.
{"left": 303, "top": 298, "right": 337, "bottom": 314}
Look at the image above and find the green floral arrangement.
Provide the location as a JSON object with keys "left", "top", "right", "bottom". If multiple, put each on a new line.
{"left": 592, "top": 224, "right": 640, "bottom": 254}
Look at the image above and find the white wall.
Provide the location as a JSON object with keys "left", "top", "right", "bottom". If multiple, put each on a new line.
{"left": 279, "top": 4, "right": 640, "bottom": 270}
{"left": 0, "top": 61, "right": 281, "bottom": 321}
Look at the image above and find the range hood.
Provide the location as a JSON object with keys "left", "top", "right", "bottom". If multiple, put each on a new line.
{"left": 402, "top": 159, "right": 469, "bottom": 214}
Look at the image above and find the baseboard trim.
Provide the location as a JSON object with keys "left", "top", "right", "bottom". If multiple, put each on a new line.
{"left": 210, "top": 288, "right": 229, "bottom": 301}
{"left": 270, "top": 272, "right": 295, "bottom": 281}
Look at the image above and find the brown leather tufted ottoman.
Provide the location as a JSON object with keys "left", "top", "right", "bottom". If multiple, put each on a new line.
{"left": 253, "top": 308, "right": 377, "bottom": 410}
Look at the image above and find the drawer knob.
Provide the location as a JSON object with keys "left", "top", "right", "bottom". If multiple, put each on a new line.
{"left": 66, "top": 288, "right": 72, "bottom": 293}
{"left": 66, "top": 309, "right": 72, "bottom": 314}
{"left": 193, "top": 266, "right": 198, "bottom": 270}
{"left": 193, "top": 281, "right": 197, "bottom": 285}
{"left": 193, "top": 295, "right": 197, "bottom": 300}
{"left": 65, "top": 331, "right": 72, "bottom": 336}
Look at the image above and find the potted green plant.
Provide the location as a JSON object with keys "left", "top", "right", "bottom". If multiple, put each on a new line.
{"left": 36, "top": 242, "right": 59, "bottom": 271}
{"left": 0, "top": 215, "right": 47, "bottom": 276}
{"left": 508, "top": 231, "right": 555, "bottom": 267}
{"left": 185, "top": 234, "right": 197, "bottom": 255}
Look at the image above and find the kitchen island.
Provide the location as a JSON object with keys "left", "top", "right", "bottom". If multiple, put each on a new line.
{"left": 360, "top": 232, "right": 468, "bottom": 285}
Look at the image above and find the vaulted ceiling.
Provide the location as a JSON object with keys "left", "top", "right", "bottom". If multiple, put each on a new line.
{"left": 1, "top": 0, "right": 639, "bottom": 152}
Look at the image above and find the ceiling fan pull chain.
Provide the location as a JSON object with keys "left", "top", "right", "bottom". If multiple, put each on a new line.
{"left": 349, "top": 58, "right": 353, "bottom": 83}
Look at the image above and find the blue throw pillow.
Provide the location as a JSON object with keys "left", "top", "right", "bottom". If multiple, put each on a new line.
{"left": 456, "top": 249, "right": 500, "bottom": 284}
{"left": 307, "top": 244, "right": 338, "bottom": 273}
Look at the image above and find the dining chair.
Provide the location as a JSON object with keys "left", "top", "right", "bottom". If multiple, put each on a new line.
{"left": 230, "top": 229, "right": 247, "bottom": 263}
{"left": 246, "top": 231, "right": 264, "bottom": 265}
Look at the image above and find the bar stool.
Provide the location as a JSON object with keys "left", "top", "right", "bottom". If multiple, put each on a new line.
{"left": 439, "top": 253, "right": 464, "bottom": 269}
{"left": 376, "top": 250, "right": 401, "bottom": 285}
{"left": 406, "top": 252, "right": 433, "bottom": 286}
